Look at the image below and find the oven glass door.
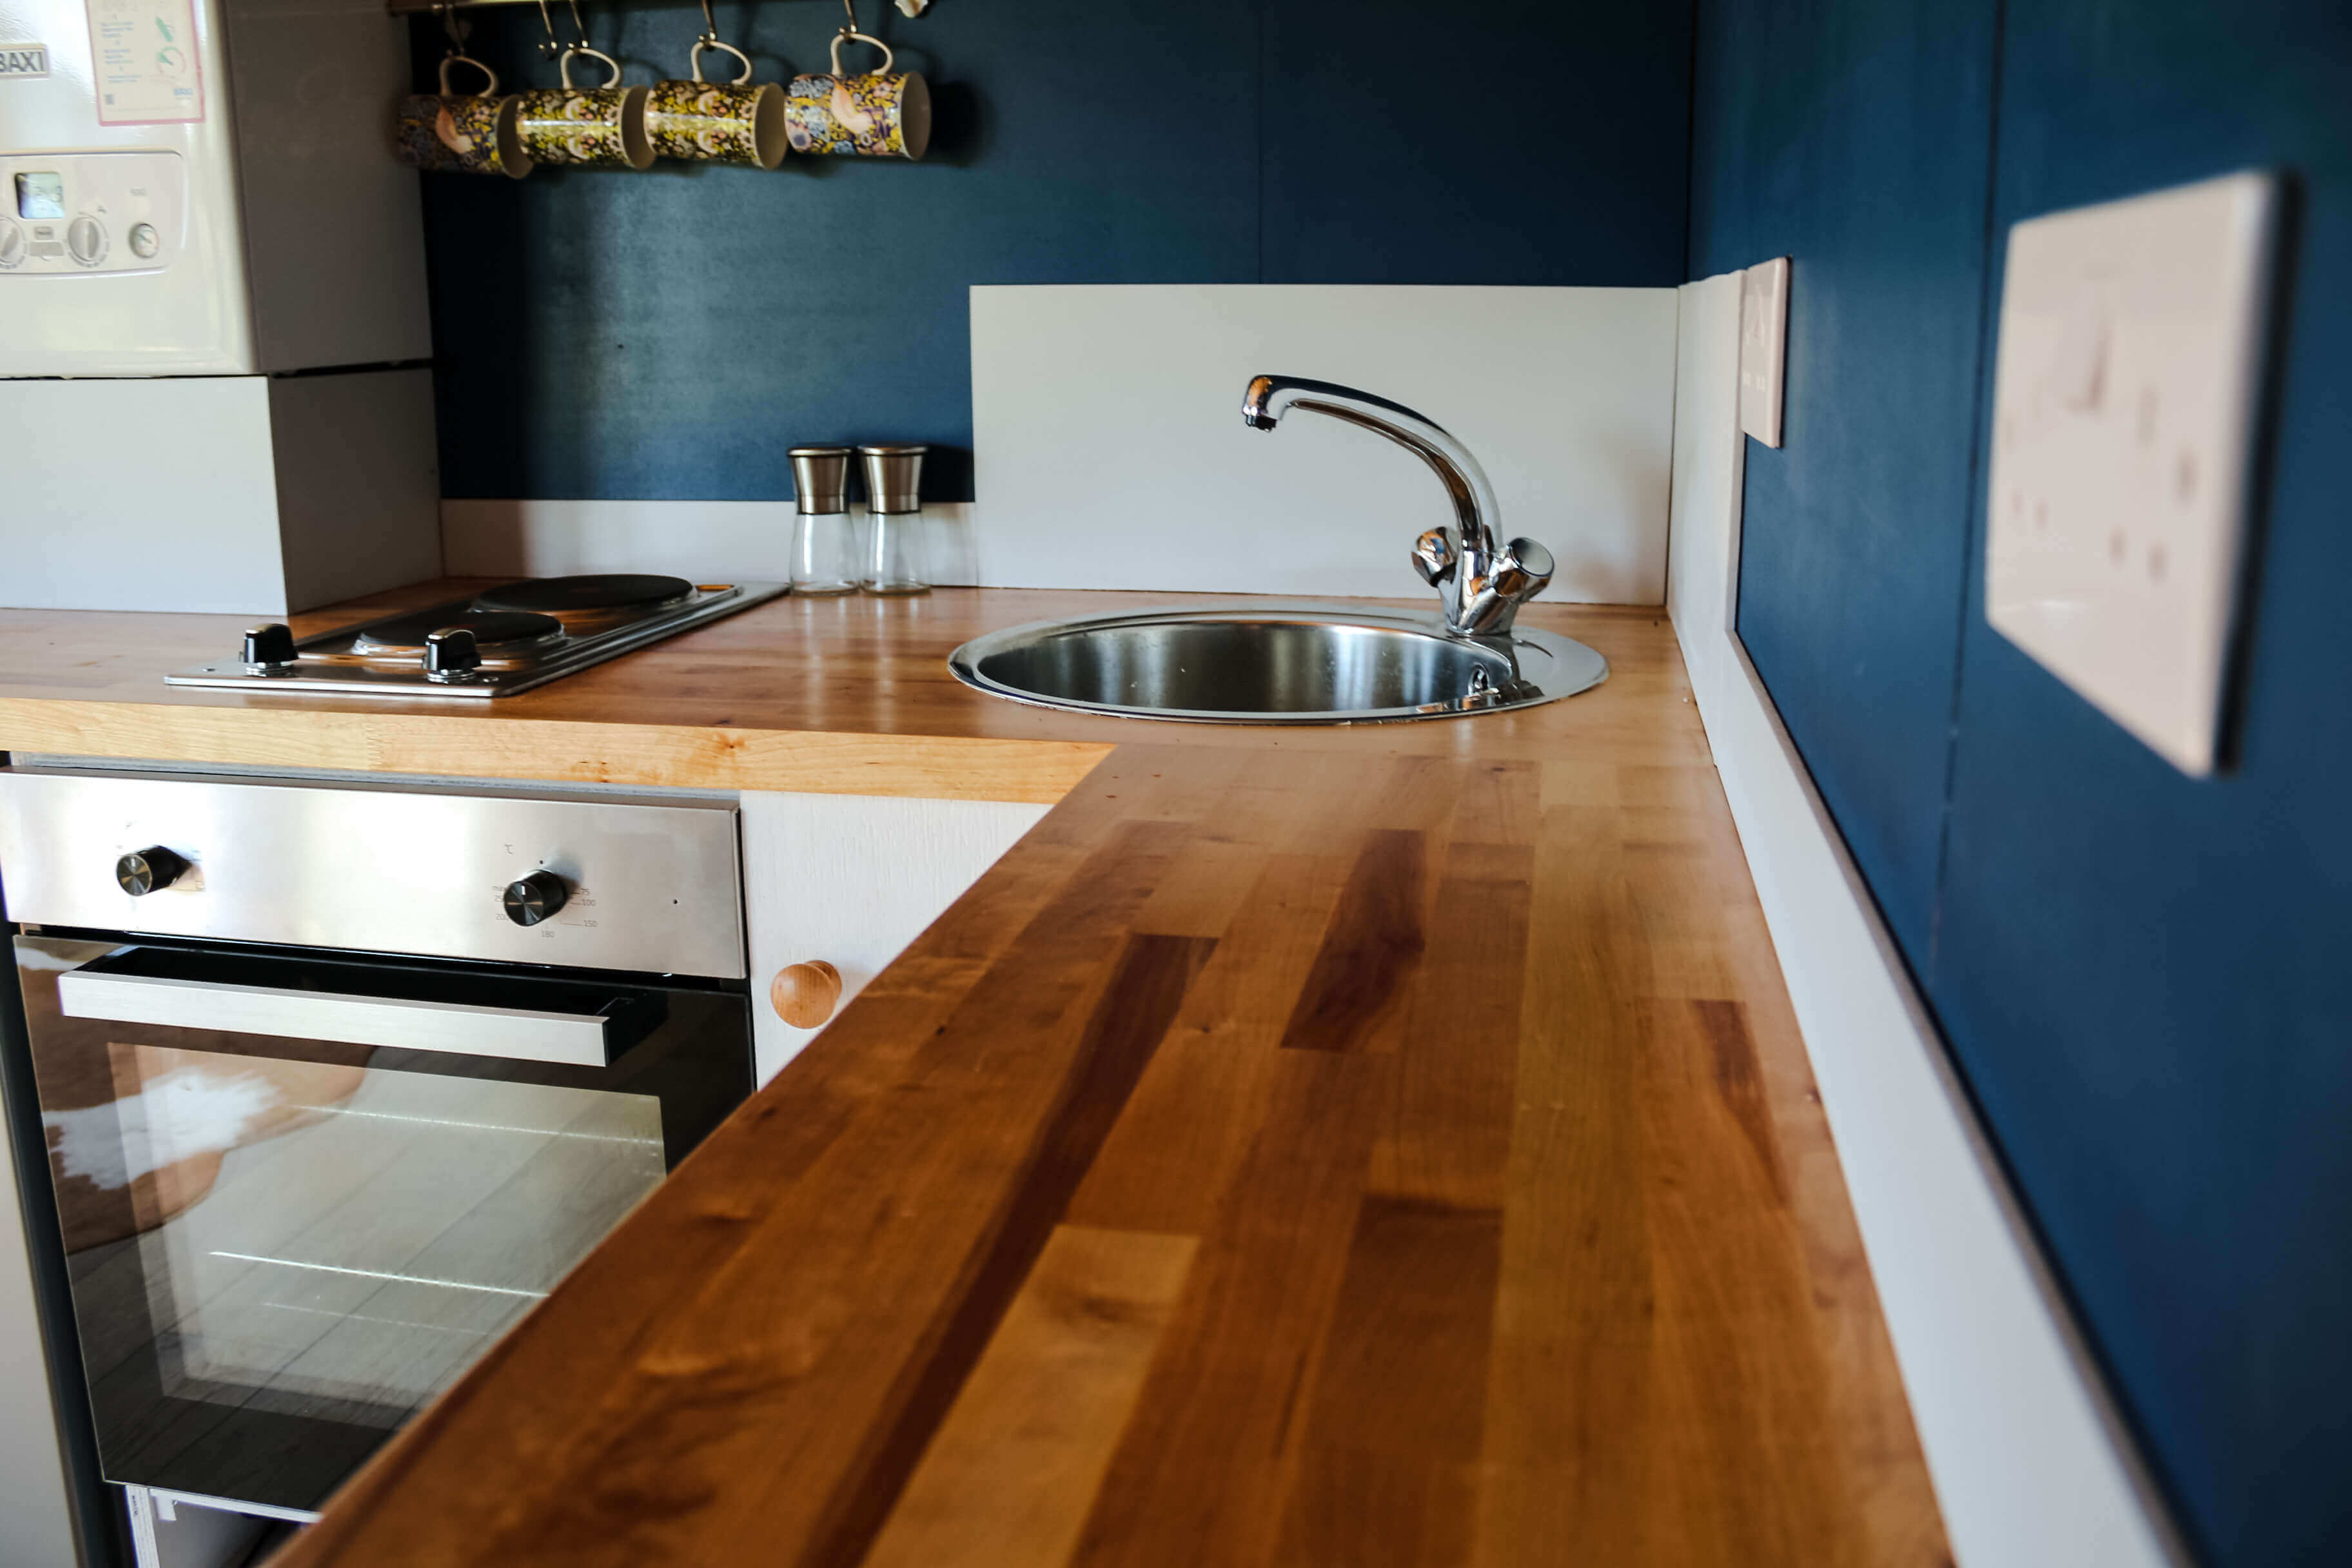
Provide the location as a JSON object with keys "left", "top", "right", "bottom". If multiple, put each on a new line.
{"left": 13, "top": 934, "right": 751, "bottom": 1513}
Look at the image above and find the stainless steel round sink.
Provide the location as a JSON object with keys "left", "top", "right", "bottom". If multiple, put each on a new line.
{"left": 946, "top": 603, "right": 1607, "bottom": 724}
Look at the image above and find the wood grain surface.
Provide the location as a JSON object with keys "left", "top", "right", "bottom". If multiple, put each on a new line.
{"left": 0, "top": 588, "right": 1948, "bottom": 1563}
{"left": 0, "top": 585, "right": 1690, "bottom": 801}
{"left": 263, "top": 689, "right": 1941, "bottom": 1563}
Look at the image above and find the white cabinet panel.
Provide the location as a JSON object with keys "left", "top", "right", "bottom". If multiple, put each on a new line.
{"left": 741, "top": 791, "right": 1050, "bottom": 1086}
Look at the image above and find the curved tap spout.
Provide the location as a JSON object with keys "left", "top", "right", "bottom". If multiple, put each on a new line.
{"left": 1241, "top": 375, "right": 1500, "bottom": 558}
{"left": 1240, "top": 373, "right": 1553, "bottom": 637}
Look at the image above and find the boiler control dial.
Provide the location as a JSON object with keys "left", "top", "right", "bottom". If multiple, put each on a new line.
{"left": 502, "top": 870, "right": 569, "bottom": 926}
{"left": 0, "top": 220, "right": 24, "bottom": 270}
{"left": 128, "top": 222, "right": 159, "bottom": 259}
{"left": 66, "top": 215, "right": 106, "bottom": 267}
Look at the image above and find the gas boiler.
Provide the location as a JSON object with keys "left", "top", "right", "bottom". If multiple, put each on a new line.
{"left": 0, "top": 0, "right": 438, "bottom": 612}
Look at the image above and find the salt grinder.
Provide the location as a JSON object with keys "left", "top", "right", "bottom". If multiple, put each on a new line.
{"left": 858, "top": 444, "right": 929, "bottom": 595}
{"left": 787, "top": 446, "right": 858, "bottom": 596}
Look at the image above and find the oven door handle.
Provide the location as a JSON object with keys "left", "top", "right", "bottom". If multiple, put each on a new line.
{"left": 55, "top": 971, "right": 613, "bottom": 1068}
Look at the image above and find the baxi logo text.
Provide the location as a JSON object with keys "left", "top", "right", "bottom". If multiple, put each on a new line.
{"left": 0, "top": 43, "right": 48, "bottom": 77}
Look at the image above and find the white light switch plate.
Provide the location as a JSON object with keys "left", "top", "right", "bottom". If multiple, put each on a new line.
{"left": 1985, "top": 171, "right": 2278, "bottom": 775}
{"left": 1740, "top": 257, "right": 1789, "bottom": 447}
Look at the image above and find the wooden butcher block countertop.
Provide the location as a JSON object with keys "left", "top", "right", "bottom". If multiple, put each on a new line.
{"left": 0, "top": 584, "right": 1949, "bottom": 1567}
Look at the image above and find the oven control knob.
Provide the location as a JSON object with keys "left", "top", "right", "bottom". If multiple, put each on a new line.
{"left": 503, "top": 870, "right": 569, "bottom": 926}
{"left": 116, "top": 847, "right": 188, "bottom": 897}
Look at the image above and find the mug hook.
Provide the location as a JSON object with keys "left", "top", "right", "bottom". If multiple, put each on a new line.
{"left": 534, "top": 0, "right": 562, "bottom": 60}
{"left": 690, "top": 36, "right": 754, "bottom": 85}
{"left": 832, "top": 0, "right": 892, "bottom": 75}
{"left": 829, "top": 28, "right": 892, "bottom": 76}
{"left": 687, "top": 0, "right": 750, "bottom": 82}
{"left": 438, "top": 50, "right": 498, "bottom": 97}
{"left": 434, "top": 3, "right": 496, "bottom": 95}
{"left": 558, "top": 42, "right": 623, "bottom": 90}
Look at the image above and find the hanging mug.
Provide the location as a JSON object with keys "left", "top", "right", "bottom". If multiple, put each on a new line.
{"left": 785, "top": 30, "right": 930, "bottom": 160}
{"left": 395, "top": 54, "right": 533, "bottom": 179}
{"left": 514, "top": 46, "right": 654, "bottom": 170}
{"left": 647, "top": 37, "right": 788, "bottom": 169}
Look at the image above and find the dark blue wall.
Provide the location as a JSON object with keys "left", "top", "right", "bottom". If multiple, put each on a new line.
{"left": 1692, "top": 3, "right": 2352, "bottom": 1564}
{"left": 411, "top": 0, "right": 1693, "bottom": 502}
{"left": 1688, "top": 0, "right": 1998, "bottom": 965}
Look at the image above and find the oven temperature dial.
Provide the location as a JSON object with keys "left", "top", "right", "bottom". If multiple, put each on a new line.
{"left": 116, "top": 847, "right": 188, "bottom": 896}
{"left": 503, "top": 870, "right": 569, "bottom": 926}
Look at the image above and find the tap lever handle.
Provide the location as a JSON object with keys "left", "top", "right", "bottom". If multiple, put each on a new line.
{"left": 1411, "top": 528, "right": 1457, "bottom": 586}
{"left": 1501, "top": 537, "right": 1554, "bottom": 596}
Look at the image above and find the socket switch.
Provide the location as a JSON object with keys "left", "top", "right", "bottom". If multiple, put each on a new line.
{"left": 1740, "top": 257, "right": 1789, "bottom": 447}
{"left": 1984, "top": 171, "right": 2279, "bottom": 775}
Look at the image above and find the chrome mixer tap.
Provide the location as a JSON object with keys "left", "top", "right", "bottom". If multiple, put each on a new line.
{"left": 1240, "top": 374, "right": 1555, "bottom": 638}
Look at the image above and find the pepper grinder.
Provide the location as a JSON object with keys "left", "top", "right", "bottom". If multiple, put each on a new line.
{"left": 787, "top": 446, "right": 859, "bottom": 596}
{"left": 858, "top": 444, "right": 929, "bottom": 596}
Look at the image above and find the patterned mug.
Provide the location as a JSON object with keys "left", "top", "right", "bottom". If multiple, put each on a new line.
{"left": 647, "top": 37, "right": 787, "bottom": 169}
{"left": 513, "top": 46, "right": 654, "bottom": 170}
{"left": 395, "top": 53, "right": 533, "bottom": 179}
{"left": 785, "top": 30, "right": 930, "bottom": 160}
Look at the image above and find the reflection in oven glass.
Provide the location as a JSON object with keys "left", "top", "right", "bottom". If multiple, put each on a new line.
{"left": 56, "top": 1044, "right": 664, "bottom": 1420}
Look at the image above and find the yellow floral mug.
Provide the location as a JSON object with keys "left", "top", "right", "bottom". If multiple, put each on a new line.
{"left": 647, "top": 37, "right": 788, "bottom": 169}
{"left": 514, "top": 46, "right": 654, "bottom": 170}
{"left": 395, "top": 52, "right": 533, "bottom": 179}
{"left": 785, "top": 30, "right": 930, "bottom": 160}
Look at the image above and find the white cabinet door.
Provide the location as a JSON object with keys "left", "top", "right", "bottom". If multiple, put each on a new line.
{"left": 740, "top": 791, "right": 1051, "bottom": 1086}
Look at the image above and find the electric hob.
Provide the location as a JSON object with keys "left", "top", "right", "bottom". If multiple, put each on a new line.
{"left": 164, "top": 575, "right": 787, "bottom": 699}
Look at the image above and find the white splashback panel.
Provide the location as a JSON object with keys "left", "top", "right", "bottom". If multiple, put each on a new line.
{"left": 971, "top": 284, "right": 1676, "bottom": 603}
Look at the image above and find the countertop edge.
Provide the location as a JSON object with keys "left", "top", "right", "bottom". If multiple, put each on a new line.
{"left": 0, "top": 698, "right": 1116, "bottom": 805}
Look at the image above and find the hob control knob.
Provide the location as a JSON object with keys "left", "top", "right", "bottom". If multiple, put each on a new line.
{"left": 424, "top": 627, "right": 482, "bottom": 681}
{"left": 503, "top": 870, "right": 568, "bottom": 926}
{"left": 242, "top": 622, "right": 298, "bottom": 672}
{"left": 116, "top": 847, "right": 188, "bottom": 897}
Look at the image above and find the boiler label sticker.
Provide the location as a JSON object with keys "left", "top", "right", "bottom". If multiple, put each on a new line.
{"left": 0, "top": 43, "right": 49, "bottom": 78}
{"left": 84, "top": 0, "right": 203, "bottom": 124}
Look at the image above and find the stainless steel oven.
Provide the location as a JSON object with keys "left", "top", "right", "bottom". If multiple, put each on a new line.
{"left": 0, "top": 767, "right": 754, "bottom": 1537}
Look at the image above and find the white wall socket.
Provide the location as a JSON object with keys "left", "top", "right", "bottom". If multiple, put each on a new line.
{"left": 1740, "top": 256, "right": 1789, "bottom": 447}
{"left": 1984, "top": 171, "right": 2279, "bottom": 776}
